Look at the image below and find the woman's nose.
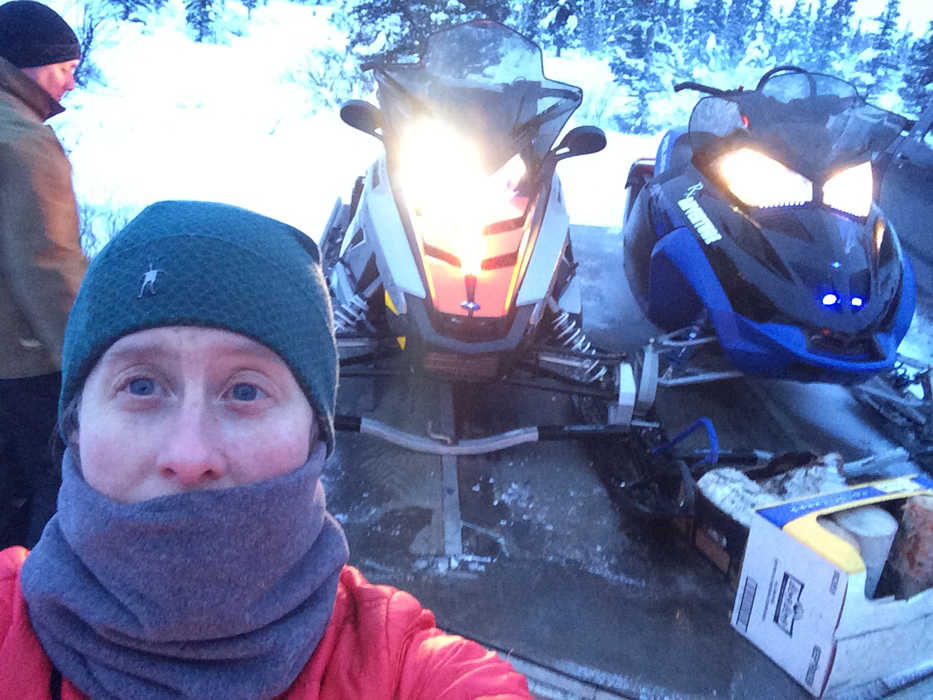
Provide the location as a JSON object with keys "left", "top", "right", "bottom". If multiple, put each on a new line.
{"left": 156, "top": 404, "right": 226, "bottom": 487}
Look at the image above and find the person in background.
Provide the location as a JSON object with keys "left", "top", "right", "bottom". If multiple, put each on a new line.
{"left": 0, "top": 1, "right": 87, "bottom": 548}
{"left": 0, "top": 200, "right": 532, "bottom": 699}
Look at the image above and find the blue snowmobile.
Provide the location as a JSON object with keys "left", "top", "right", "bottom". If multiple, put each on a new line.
{"left": 622, "top": 66, "right": 917, "bottom": 394}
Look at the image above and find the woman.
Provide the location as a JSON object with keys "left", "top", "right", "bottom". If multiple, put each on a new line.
{"left": 0, "top": 200, "right": 531, "bottom": 699}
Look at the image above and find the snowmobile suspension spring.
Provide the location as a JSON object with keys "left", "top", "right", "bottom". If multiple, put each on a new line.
{"left": 333, "top": 294, "right": 370, "bottom": 334}
{"left": 549, "top": 311, "right": 609, "bottom": 384}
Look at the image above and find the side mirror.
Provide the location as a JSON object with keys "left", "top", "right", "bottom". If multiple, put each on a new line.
{"left": 340, "top": 100, "right": 383, "bottom": 141}
{"left": 553, "top": 125, "right": 606, "bottom": 161}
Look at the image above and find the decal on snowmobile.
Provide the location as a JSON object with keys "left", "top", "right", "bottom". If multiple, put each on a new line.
{"left": 677, "top": 194, "right": 721, "bottom": 245}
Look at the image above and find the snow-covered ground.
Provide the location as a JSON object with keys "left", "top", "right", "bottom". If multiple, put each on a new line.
{"left": 44, "top": 1, "right": 933, "bottom": 368}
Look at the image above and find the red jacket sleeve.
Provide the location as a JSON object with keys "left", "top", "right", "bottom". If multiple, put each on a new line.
{"left": 0, "top": 547, "right": 58, "bottom": 699}
{"left": 395, "top": 624, "right": 532, "bottom": 700}
{"left": 310, "top": 566, "right": 531, "bottom": 700}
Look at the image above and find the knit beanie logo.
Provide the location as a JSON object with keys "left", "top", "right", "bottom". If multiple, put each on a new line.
{"left": 138, "top": 263, "right": 163, "bottom": 298}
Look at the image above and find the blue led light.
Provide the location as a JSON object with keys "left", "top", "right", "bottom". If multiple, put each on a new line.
{"left": 822, "top": 293, "right": 838, "bottom": 306}
{"left": 851, "top": 296, "right": 864, "bottom": 307}
{"left": 831, "top": 261, "right": 841, "bottom": 269}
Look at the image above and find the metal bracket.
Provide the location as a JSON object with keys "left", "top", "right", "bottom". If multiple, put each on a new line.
{"left": 608, "top": 361, "right": 636, "bottom": 426}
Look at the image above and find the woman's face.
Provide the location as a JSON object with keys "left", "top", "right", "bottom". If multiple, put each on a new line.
{"left": 76, "top": 326, "right": 316, "bottom": 503}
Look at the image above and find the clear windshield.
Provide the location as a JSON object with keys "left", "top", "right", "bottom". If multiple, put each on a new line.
{"left": 688, "top": 71, "right": 910, "bottom": 175}
{"left": 372, "top": 21, "right": 582, "bottom": 172}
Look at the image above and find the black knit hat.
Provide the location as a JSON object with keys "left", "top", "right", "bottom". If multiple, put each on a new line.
{"left": 59, "top": 201, "right": 339, "bottom": 455}
{"left": 0, "top": 1, "right": 80, "bottom": 68}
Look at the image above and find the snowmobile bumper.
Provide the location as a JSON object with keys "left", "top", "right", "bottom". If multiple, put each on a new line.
{"left": 651, "top": 227, "right": 916, "bottom": 384}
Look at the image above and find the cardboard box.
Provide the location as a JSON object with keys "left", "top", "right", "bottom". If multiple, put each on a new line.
{"left": 675, "top": 488, "right": 749, "bottom": 585}
{"left": 731, "top": 473, "right": 933, "bottom": 697}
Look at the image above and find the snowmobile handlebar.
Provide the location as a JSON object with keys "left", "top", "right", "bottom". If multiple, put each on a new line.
{"left": 673, "top": 81, "right": 727, "bottom": 96}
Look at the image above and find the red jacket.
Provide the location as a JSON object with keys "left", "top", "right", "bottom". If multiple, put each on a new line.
{"left": 0, "top": 547, "right": 531, "bottom": 699}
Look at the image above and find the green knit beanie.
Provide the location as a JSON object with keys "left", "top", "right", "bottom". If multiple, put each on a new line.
{"left": 59, "top": 201, "right": 338, "bottom": 455}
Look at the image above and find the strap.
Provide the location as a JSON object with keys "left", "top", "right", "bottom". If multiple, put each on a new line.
{"left": 49, "top": 666, "right": 62, "bottom": 700}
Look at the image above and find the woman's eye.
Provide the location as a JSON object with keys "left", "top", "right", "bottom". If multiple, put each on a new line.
{"left": 128, "top": 377, "right": 157, "bottom": 396}
{"left": 229, "top": 383, "right": 264, "bottom": 401}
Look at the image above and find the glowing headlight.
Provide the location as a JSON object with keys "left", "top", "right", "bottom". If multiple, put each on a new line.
{"left": 823, "top": 161, "right": 872, "bottom": 218}
{"left": 716, "top": 148, "right": 812, "bottom": 208}
{"left": 398, "top": 119, "right": 484, "bottom": 215}
{"left": 397, "top": 119, "right": 527, "bottom": 274}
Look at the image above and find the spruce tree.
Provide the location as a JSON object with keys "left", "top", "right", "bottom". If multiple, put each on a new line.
{"left": 607, "top": 0, "right": 681, "bottom": 133}
{"left": 578, "top": 0, "right": 610, "bottom": 52}
{"left": 686, "top": 0, "right": 726, "bottom": 70}
{"left": 773, "top": 0, "right": 811, "bottom": 66}
{"left": 536, "top": 0, "right": 581, "bottom": 57}
{"left": 857, "top": 0, "right": 902, "bottom": 102}
{"left": 185, "top": 0, "right": 216, "bottom": 43}
{"left": 724, "top": 0, "right": 754, "bottom": 66}
{"left": 899, "top": 22, "right": 933, "bottom": 115}
{"left": 339, "top": 0, "right": 507, "bottom": 62}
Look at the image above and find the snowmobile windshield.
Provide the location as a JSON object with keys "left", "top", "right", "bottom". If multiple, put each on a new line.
{"left": 371, "top": 20, "right": 582, "bottom": 173}
{"left": 688, "top": 71, "right": 910, "bottom": 177}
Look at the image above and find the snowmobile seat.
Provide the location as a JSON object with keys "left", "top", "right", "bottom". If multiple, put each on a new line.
{"left": 654, "top": 128, "right": 692, "bottom": 177}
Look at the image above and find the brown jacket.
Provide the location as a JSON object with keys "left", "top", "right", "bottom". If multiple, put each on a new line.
{"left": 0, "top": 56, "right": 86, "bottom": 379}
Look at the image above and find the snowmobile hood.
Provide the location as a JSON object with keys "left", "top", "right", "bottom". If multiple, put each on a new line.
{"left": 688, "top": 70, "right": 910, "bottom": 178}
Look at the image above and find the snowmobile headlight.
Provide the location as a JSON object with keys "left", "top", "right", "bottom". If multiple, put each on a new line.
{"left": 716, "top": 148, "right": 812, "bottom": 208}
{"left": 398, "top": 119, "right": 484, "bottom": 214}
{"left": 398, "top": 119, "right": 527, "bottom": 274}
{"left": 822, "top": 161, "right": 872, "bottom": 219}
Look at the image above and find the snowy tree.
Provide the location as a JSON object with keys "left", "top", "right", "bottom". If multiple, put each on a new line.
{"left": 773, "top": 0, "right": 812, "bottom": 67}
{"left": 335, "top": 0, "right": 507, "bottom": 62}
{"left": 872, "top": 0, "right": 902, "bottom": 61}
{"left": 577, "top": 0, "right": 611, "bottom": 52}
{"left": 811, "top": 0, "right": 834, "bottom": 63}
{"left": 507, "top": 0, "right": 546, "bottom": 42}
{"left": 107, "top": 0, "right": 167, "bottom": 21}
{"left": 899, "top": 22, "right": 933, "bottom": 115}
{"left": 74, "top": 1, "right": 117, "bottom": 88}
{"left": 750, "top": 0, "right": 778, "bottom": 54}
{"left": 828, "top": 0, "right": 857, "bottom": 40}
{"left": 736, "top": 21, "right": 772, "bottom": 83}
{"left": 241, "top": 0, "right": 258, "bottom": 20}
{"left": 536, "top": 0, "right": 581, "bottom": 57}
{"left": 723, "top": 0, "right": 754, "bottom": 66}
{"left": 854, "top": 0, "right": 902, "bottom": 101}
{"left": 185, "top": 0, "right": 217, "bottom": 43}
{"left": 664, "top": 0, "right": 687, "bottom": 47}
{"left": 686, "top": 0, "right": 726, "bottom": 70}
{"left": 607, "top": 1, "right": 682, "bottom": 133}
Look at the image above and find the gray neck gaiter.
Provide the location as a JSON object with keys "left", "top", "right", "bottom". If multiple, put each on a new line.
{"left": 21, "top": 444, "right": 349, "bottom": 700}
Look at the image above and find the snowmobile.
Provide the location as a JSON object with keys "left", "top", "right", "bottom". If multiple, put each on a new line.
{"left": 321, "top": 20, "right": 636, "bottom": 452}
{"left": 622, "top": 67, "right": 922, "bottom": 391}
{"left": 619, "top": 66, "right": 933, "bottom": 475}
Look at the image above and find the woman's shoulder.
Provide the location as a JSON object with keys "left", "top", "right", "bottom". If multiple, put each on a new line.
{"left": 335, "top": 564, "right": 435, "bottom": 630}
{"left": 0, "top": 547, "right": 60, "bottom": 698}
{"left": 0, "top": 546, "right": 29, "bottom": 617}
{"left": 289, "top": 565, "right": 531, "bottom": 700}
